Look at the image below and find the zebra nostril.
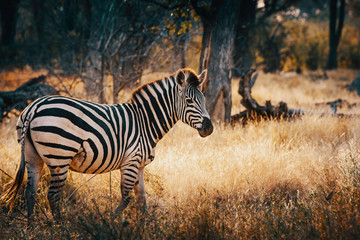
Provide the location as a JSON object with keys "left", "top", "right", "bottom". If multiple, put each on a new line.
{"left": 202, "top": 117, "right": 211, "bottom": 128}
{"left": 198, "top": 117, "right": 213, "bottom": 137}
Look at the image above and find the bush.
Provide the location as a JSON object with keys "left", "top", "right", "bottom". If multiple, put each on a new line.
{"left": 281, "top": 20, "right": 328, "bottom": 71}
{"left": 257, "top": 17, "right": 359, "bottom": 71}
{"left": 338, "top": 25, "right": 360, "bottom": 68}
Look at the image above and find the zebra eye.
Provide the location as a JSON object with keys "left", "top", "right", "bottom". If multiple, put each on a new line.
{"left": 186, "top": 98, "right": 194, "bottom": 104}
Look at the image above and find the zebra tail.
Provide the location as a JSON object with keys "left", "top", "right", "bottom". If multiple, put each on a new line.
{"left": 0, "top": 140, "right": 26, "bottom": 212}
{"left": 0, "top": 118, "right": 29, "bottom": 212}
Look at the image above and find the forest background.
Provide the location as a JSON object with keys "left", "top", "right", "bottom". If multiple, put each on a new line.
{"left": 1, "top": 0, "right": 360, "bottom": 239}
{"left": 0, "top": 0, "right": 359, "bottom": 120}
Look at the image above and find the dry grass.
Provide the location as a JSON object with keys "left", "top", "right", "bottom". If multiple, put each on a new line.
{"left": 1, "top": 69, "right": 360, "bottom": 239}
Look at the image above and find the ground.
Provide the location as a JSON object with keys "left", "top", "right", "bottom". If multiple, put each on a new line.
{"left": 1, "top": 69, "right": 360, "bottom": 239}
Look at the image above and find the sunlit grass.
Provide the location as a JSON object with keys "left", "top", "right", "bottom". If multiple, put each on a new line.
{"left": 1, "top": 69, "right": 360, "bottom": 239}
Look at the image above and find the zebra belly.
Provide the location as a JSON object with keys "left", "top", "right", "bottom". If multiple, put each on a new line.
{"left": 30, "top": 116, "right": 115, "bottom": 174}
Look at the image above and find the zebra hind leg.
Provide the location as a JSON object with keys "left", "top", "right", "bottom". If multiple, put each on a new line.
{"left": 47, "top": 165, "right": 70, "bottom": 222}
{"left": 24, "top": 139, "right": 44, "bottom": 223}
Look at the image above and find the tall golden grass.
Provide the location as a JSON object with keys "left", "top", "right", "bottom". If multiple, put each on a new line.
{"left": 1, "top": 69, "right": 360, "bottom": 239}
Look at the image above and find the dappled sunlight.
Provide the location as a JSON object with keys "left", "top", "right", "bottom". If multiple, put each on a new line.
{"left": 0, "top": 0, "right": 359, "bottom": 237}
{"left": 1, "top": 70, "right": 360, "bottom": 238}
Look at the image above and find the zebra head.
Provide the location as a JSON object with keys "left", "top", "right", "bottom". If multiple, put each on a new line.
{"left": 175, "top": 68, "right": 213, "bottom": 137}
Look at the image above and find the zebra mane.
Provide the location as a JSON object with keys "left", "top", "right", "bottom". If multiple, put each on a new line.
{"left": 129, "top": 75, "right": 172, "bottom": 104}
{"left": 129, "top": 68, "right": 202, "bottom": 104}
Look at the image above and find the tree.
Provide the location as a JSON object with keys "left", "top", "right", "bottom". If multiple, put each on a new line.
{"left": 0, "top": 0, "right": 20, "bottom": 46}
{"left": 166, "top": 7, "right": 194, "bottom": 72}
{"left": 327, "top": 0, "right": 345, "bottom": 69}
{"left": 348, "top": 0, "right": 360, "bottom": 18}
{"left": 233, "top": 0, "right": 257, "bottom": 77}
{"left": 191, "top": 0, "right": 240, "bottom": 122}
{"left": 79, "top": 0, "right": 168, "bottom": 103}
{"left": 33, "top": 0, "right": 169, "bottom": 103}
{"left": 141, "top": 0, "right": 240, "bottom": 121}
{"left": 204, "top": 0, "right": 241, "bottom": 121}
{"left": 32, "top": 0, "right": 45, "bottom": 40}
{"left": 233, "top": 0, "right": 294, "bottom": 75}
{"left": 194, "top": 0, "right": 293, "bottom": 121}
{"left": 255, "top": 18, "right": 286, "bottom": 73}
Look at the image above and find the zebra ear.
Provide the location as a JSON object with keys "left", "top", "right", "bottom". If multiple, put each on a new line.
{"left": 198, "top": 69, "right": 207, "bottom": 85}
{"left": 175, "top": 70, "right": 186, "bottom": 90}
{"left": 198, "top": 69, "right": 208, "bottom": 93}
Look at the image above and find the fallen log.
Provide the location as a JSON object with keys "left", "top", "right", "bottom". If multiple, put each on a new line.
{"left": 315, "top": 99, "right": 357, "bottom": 114}
{"left": 0, "top": 75, "right": 58, "bottom": 120}
{"left": 346, "top": 74, "right": 360, "bottom": 95}
{"left": 231, "top": 69, "right": 303, "bottom": 125}
{"left": 231, "top": 70, "right": 360, "bottom": 125}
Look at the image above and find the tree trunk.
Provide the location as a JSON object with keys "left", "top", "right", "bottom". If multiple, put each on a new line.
{"left": 204, "top": 0, "right": 241, "bottom": 122}
{"left": 199, "top": 20, "right": 212, "bottom": 74}
{"left": 84, "top": 50, "right": 105, "bottom": 103}
{"left": 99, "top": 54, "right": 106, "bottom": 104}
{"left": 0, "top": 0, "right": 19, "bottom": 45}
{"left": 32, "top": 0, "right": 45, "bottom": 43}
{"left": 80, "top": 0, "right": 92, "bottom": 40}
{"left": 62, "top": 0, "right": 78, "bottom": 34}
{"left": 171, "top": 31, "right": 189, "bottom": 72}
{"left": 327, "top": 40, "right": 337, "bottom": 69}
{"left": 263, "top": 38, "right": 281, "bottom": 73}
{"left": 233, "top": 0, "right": 256, "bottom": 77}
{"left": 112, "top": 58, "right": 142, "bottom": 104}
{"left": 327, "top": 0, "right": 345, "bottom": 69}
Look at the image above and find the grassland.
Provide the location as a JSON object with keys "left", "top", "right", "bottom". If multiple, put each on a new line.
{"left": 1, "top": 69, "right": 360, "bottom": 239}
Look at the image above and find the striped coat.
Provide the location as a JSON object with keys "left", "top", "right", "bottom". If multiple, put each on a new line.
{"left": 1, "top": 68, "right": 213, "bottom": 221}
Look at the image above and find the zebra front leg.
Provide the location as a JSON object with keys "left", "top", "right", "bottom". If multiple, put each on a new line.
{"left": 47, "top": 164, "right": 69, "bottom": 222}
{"left": 134, "top": 167, "right": 146, "bottom": 212}
{"left": 121, "top": 165, "right": 140, "bottom": 209}
{"left": 114, "top": 164, "right": 139, "bottom": 216}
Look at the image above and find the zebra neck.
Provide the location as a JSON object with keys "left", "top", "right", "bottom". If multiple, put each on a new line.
{"left": 131, "top": 77, "right": 179, "bottom": 146}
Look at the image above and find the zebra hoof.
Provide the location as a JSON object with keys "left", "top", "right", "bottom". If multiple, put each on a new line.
{"left": 112, "top": 205, "right": 124, "bottom": 220}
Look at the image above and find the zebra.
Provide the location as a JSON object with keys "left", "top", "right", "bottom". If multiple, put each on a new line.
{"left": 0, "top": 68, "right": 213, "bottom": 222}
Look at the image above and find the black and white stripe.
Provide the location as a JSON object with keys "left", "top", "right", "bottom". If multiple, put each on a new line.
{"left": 1, "top": 68, "right": 213, "bottom": 221}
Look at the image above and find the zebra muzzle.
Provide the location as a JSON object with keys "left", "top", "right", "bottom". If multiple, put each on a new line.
{"left": 198, "top": 117, "right": 213, "bottom": 137}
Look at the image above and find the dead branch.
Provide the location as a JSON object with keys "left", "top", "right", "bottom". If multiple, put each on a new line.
{"left": 346, "top": 74, "right": 360, "bottom": 95}
{"left": 0, "top": 75, "right": 58, "bottom": 120}
{"left": 231, "top": 69, "right": 303, "bottom": 125}
{"left": 315, "top": 99, "right": 357, "bottom": 114}
{"left": 231, "top": 70, "right": 360, "bottom": 125}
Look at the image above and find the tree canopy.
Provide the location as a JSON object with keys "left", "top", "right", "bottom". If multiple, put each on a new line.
{"left": 0, "top": 0, "right": 359, "bottom": 121}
